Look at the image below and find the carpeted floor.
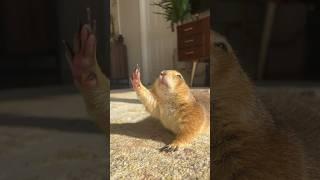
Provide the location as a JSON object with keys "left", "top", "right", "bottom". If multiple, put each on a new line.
{"left": 110, "top": 88, "right": 210, "bottom": 179}
{"left": 0, "top": 87, "right": 106, "bottom": 180}
{"left": 110, "top": 86, "right": 320, "bottom": 179}
{"left": 0, "top": 86, "right": 319, "bottom": 179}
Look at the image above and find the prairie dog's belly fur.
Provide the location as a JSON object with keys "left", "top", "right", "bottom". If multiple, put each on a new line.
{"left": 159, "top": 100, "right": 208, "bottom": 135}
{"left": 159, "top": 102, "right": 180, "bottom": 134}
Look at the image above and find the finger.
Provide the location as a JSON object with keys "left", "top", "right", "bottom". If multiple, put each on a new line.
{"left": 130, "top": 78, "right": 137, "bottom": 89}
{"left": 63, "top": 40, "right": 74, "bottom": 56}
{"left": 130, "top": 78, "right": 135, "bottom": 88}
{"left": 136, "top": 68, "right": 140, "bottom": 80}
{"left": 86, "top": 8, "right": 92, "bottom": 30}
{"left": 65, "top": 48, "right": 72, "bottom": 67}
{"left": 62, "top": 40, "right": 74, "bottom": 65}
{"left": 80, "top": 24, "right": 90, "bottom": 53}
{"left": 85, "top": 34, "right": 96, "bottom": 59}
{"left": 73, "top": 32, "right": 80, "bottom": 54}
{"left": 74, "top": 18, "right": 86, "bottom": 54}
{"left": 132, "top": 70, "right": 137, "bottom": 79}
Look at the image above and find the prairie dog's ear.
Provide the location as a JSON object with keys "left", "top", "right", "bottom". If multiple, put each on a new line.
{"left": 211, "top": 31, "right": 232, "bottom": 53}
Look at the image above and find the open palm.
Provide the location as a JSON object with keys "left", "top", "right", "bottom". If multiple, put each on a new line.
{"left": 63, "top": 9, "right": 98, "bottom": 89}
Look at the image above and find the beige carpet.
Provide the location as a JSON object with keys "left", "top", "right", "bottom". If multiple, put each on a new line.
{"left": 0, "top": 86, "right": 319, "bottom": 179}
{"left": 110, "top": 88, "right": 210, "bottom": 179}
{"left": 0, "top": 91, "right": 106, "bottom": 180}
{"left": 110, "top": 87, "right": 320, "bottom": 179}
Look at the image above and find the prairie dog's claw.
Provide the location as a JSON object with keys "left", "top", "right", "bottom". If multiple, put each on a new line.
{"left": 62, "top": 40, "right": 74, "bottom": 57}
{"left": 86, "top": 8, "right": 91, "bottom": 25}
{"left": 160, "top": 144, "right": 179, "bottom": 153}
{"left": 133, "top": 64, "right": 140, "bottom": 78}
{"left": 134, "top": 64, "right": 140, "bottom": 75}
{"left": 131, "top": 65, "right": 141, "bottom": 90}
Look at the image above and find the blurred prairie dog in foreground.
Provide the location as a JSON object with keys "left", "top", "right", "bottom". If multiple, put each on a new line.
{"left": 131, "top": 68, "right": 209, "bottom": 152}
{"left": 212, "top": 31, "right": 308, "bottom": 179}
{"left": 63, "top": 8, "right": 108, "bottom": 131}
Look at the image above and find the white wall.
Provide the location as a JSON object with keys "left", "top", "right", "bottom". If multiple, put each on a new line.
{"left": 118, "top": 0, "right": 143, "bottom": 81}
{"left": 110, "top": 0, "right": 120, "bottom": 35}
{"left": 117, "top": 0, "right": 178, "bottom": 84}
{"left": 116, "top": 0, "right": 208, "bottom": 85}
{"left": 141, "top": 0, "right": 177, "bottom": 84}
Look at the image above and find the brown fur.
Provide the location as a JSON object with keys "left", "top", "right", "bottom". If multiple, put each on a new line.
{"left": 133, "top": 70, "right": 209, "bottom": 151}
{"left": 79, "top": 67, "right": 109, "bottom": 131}
{"left": 212, "top": 31, "right": 308, "bottom": 179}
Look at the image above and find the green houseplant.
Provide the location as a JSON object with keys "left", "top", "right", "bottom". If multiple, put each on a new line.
{"left": 153, "top": 0, "right": 191, "bottom": 32}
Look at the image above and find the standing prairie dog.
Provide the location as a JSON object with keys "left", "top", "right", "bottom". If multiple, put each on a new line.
{"left": 212, "top": 31, "right": 308, "bottom": 179}
{"left": 131, "top": 68, "right": 209, "bottom": 152}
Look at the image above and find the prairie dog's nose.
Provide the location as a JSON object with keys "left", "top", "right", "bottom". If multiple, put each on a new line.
{"left": 160, "top": 71, "right": 166, "bottom": 76}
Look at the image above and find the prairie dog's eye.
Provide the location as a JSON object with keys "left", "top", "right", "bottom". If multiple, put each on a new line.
{"left": 176, "top": 74, "right": 183, "bottom": 80}
{"left": 214, "top": 42, "right": 227, "bottom": 51}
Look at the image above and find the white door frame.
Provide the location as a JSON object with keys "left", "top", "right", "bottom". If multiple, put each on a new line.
{"left": 139, "top": 0, "right": 151, "bottom": 84}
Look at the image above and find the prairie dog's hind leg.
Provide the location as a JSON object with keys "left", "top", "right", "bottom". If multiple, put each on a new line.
{"left": 160, "top": 129, "right": 199, "bottom": 153}
{"left": 160, "top": 118, "right": 202, "bottom": 152}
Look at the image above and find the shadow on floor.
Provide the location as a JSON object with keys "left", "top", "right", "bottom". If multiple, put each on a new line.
{"left": 110, "top": 97, "right": 140, "bottom": 104}
{"left": 0, "top": 85, "right": 78, "bottom": 102}
{"left": 0, "top": 113, "right": 102, "bottom": 134}
{"left": 110, "top": 117, "right": 174, "bottom": 144}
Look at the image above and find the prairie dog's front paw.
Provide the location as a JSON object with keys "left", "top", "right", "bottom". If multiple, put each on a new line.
{"left": 63, "top": 8, "right": 98, "bottom": 89}
{"left": 130, "top": 65, "right": 141, "bottom": 90}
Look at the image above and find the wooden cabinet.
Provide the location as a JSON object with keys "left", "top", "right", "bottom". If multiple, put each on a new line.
{"left": 177, "top": 16, "right": 210, "bottom": 86}
{"left": 110, "top": 36, "right": 128, "bottom": 80}
{"left": 177, "top": 16, "right": 210, "bottom": 62}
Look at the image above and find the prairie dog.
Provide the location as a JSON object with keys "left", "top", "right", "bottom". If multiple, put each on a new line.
{"left": 212, "top": 31, "right": 308, "bottom": 179}
{"left": 131, "top": 68, "right": 209, "bottom": 152}
{"left": 63, "top": 9, "right": 108, "bottom": 131}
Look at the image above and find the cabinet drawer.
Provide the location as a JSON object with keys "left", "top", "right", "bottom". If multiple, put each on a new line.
{"left": 177, "top": 16, "right": 210, "bottom": 36}
{"left": 178, "top": 47, "right": 203, "bottom": 60}
{"left": 177, "top": 16, "right": 210, "bottom": 61}
{"left": 177, "top": 21, "right": 202, "bottom": 36}
{"left": 178, "top": 33, "right": 203, "bottom": 49}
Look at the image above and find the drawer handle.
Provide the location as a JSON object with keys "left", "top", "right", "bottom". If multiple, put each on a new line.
{"left": 183, "top": 27, "right": 193, "bottom": 32}
{"left": 184, "top": 39, "right": 194, "bottom": 43}
{"left": 185, "top": 51, "right": 194, "bottom": 55}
